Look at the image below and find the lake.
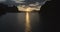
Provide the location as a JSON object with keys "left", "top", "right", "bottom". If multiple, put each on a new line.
{"left": 0, "top": 12, "right": 43, "bottom": 32}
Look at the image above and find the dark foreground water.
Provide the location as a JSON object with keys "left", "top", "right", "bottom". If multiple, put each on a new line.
{"left": 0, "top": 12, "right": 43, "bottom": 32}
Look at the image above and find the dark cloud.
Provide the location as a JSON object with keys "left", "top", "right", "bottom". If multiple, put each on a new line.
{"left": 25, "top": 0, "right": 46, "bottom": 3}
{"left": 0, "top": 0, "right": 50, "bottom": 6}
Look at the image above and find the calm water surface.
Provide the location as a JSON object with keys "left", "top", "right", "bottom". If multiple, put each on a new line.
{"left": 0, "top": 12, "right": 43, "bottom": 32}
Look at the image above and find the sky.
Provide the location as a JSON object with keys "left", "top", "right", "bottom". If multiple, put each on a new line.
{"left": 0, "top": 0, "right": 50, "bottom": 6}
{"left": 0, "top": 0, "right": 50, "bottom": 11}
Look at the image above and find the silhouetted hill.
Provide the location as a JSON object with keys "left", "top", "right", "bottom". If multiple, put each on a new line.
{"left": 0, "top": 3, "right": 19, "bottom": 16}
{"left": 0, "top": 3, "right": 7, "bottom": 16}
{"left": 39, "top": 0, "right": 56, "bottom": 32}
{"left": 6, "top": 6, "right": 18, "bottom": 12}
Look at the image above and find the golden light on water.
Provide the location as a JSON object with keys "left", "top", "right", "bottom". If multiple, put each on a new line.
{"left": 17, "top": 5, "right": 32, "bottom": 32}
{"left": 25, "top": 8, "right": 32, "bottom": 32}
{"left": 25, "top": 12, "right": 31, "bottom": 32}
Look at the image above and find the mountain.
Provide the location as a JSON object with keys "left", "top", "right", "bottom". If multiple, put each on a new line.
{"left": 39, "top": 0, "right": 56, "bottom": 32}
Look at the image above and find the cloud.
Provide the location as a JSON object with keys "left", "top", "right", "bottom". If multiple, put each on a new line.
{"left": 12, "top": 0, "right": 25, "bottom": 3}
{"left": 0, "top": 0, "right": 50, "bottom": 11}
{"left": 16, "top": 0, "right": 50, "bottom": 11}
{"left": 17, "top": 2, "right": 42, "bottom": 11}
{"left": 0, "top": 0, "right": 6, "bottom": 2}
{"left": 0, "top": 0, "right": 50, "bottom": 6}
